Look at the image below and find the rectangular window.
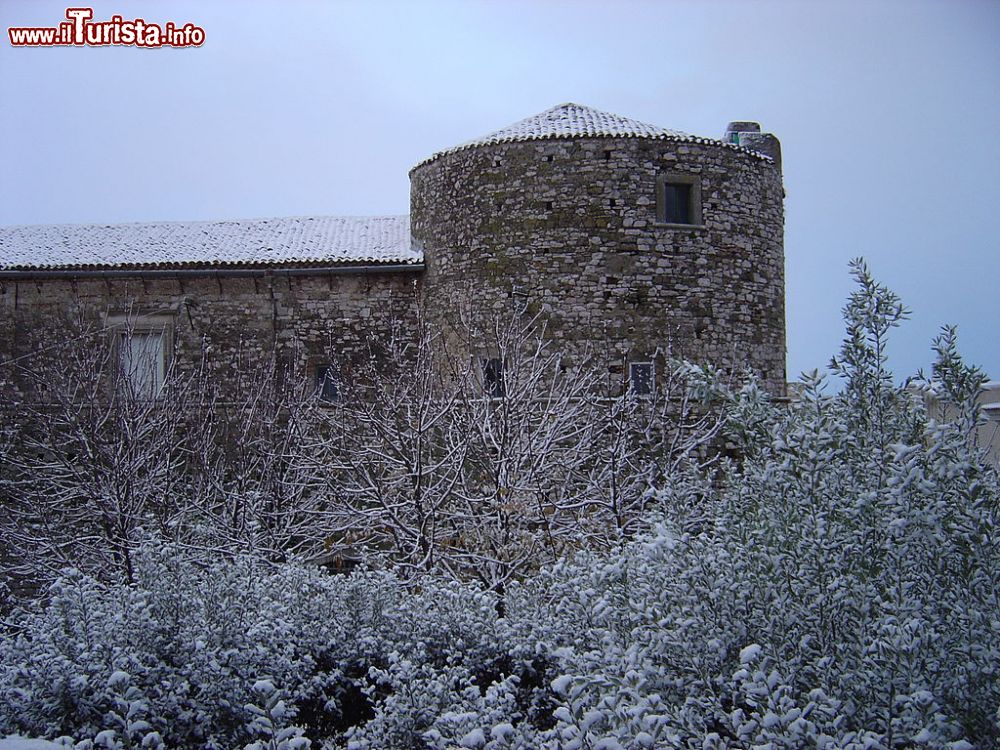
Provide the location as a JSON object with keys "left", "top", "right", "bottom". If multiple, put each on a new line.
{"left": 629, "top": 362, "right": 654, "bottom": 396}
{"left": 656, "top": 174, "right": 702, "bottom": 226}
{"left": 120, "top": 330, "right": 166, "bottom": 398}
{"left": 661, "top": 183, "right": 691, "bottom": 224}
{"left": 315, "top": 364, "right": 340, "bottom": 403}
{"left": 107, "top": 313, "right": 173, "bottom": 400}
{"left": 482, "top": 357, "right": 504, "bottom": 398}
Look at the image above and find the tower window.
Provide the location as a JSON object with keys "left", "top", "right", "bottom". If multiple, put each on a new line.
{"left": 315, "top": 364, "right": 340, "bottom": 403}
{"left": 481, "top": 357, "right": 504, "bottom": 398}
{"left": 629, "top": 362, "right": 654, "bottom": 396}
{"left": 656, "top": 174, "right": 702, "bottom": 226}
{"left": 662, "top": 184, "right": 691, "bottom": 223}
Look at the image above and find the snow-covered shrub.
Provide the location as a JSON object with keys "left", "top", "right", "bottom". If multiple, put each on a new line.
{"left": 1, "top": 261, "right": 997, "bottom": 748}
{"left": 500, "top": 261, "right": 999, "bottom": 747}
{"left": 243, "top": 679, "right": 310, "bottom": 750}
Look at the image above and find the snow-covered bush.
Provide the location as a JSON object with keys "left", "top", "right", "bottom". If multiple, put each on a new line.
{"left": 0, "top": 547, "right": 511, "bottom": 748}
{"left": 1, "top": 262, "right": 997, "bottom": 747}
{"left": 502, "top": 262, "right": 998, "bottom": 747}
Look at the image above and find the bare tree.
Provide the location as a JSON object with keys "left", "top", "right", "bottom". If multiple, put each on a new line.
{"left": 0, "top": 317, "right": 215, "bottom": 586}
{"left": 577, "top": 359, "right": 727, "bottom": 544}
{"left": 189, "top": 346, "right": 332, "bottom": 561}
{"left": 316, "top": 307, "right": 727, "bottom": 593}
{"left": 445, "top": 313, "right": 600, "bottom": 591}
{"left": 0, "top": 304, "right": 730, "bottom": 601}
{"left": 317, "top": 316, "right": 473, "bottom": 575}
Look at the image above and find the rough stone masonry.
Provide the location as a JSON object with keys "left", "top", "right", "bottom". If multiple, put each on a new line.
{"left": 0, "top": 103, "right": 785, "bottom": 399}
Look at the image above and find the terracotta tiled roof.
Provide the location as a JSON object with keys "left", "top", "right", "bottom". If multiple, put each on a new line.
{"left": 414, "top": 102, "right": 769, "bottom": 169}
{"left": 0, "top": 215, "right": 419, "bottom": 271}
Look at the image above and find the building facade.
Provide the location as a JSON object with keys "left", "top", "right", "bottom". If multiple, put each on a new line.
{"left": 0, "top": 103, "right": 785, "bottom": 398}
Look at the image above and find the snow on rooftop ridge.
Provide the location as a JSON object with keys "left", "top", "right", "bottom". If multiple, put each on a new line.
{"left": 0, "top": 215, "right": 421, "bottom": 271}
{"left": 413, "top": 102, "right": 772, "bottom": 169}
{"left": 472, "top": 102, "right": 690, "bottom": 143}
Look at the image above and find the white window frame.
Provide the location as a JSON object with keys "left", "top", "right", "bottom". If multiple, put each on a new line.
{"left": 107, "top": 314, "right": 173, "bottom": 399}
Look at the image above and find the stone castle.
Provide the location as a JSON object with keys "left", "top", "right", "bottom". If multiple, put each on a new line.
{"left": 0, "top": 103, "right": 785, "bottom": 397}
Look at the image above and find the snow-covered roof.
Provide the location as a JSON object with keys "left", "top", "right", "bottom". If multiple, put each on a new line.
{"left": 0, "top": 215, "right": 420, "bottom": 272}
{"left": 414, "top": 102, "right": 770, "bottom": 169}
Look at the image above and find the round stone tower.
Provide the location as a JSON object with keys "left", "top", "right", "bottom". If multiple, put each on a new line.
{"left": 410, "top": 103, "right": 785, "bottom": 396}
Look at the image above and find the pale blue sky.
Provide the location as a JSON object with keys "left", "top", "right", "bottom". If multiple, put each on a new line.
{"left": 1, "top": 0, "right": 998, "bottom": 382}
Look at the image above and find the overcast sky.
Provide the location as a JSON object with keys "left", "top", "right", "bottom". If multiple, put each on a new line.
{"left": 1, "top": 0, "right": 998, "bottom": 383}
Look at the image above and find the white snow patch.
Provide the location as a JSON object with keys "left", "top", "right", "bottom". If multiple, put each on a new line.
{"left": 252, "top": 679, "right": 275, "bottom": 695}
{"left": 0, "top": 215, "right": 419, "bottom": 271}
{"left": 739, "top": 643, "right": 763, "bottom": 664}
{"left": 415, "top": 103, "right": 771, "bottom": 169}
{"left": 0, "top": 739, "right": 65, "bottom": 750}
{"left": 490, "top": 723, "right": 515, "bottom": 739}
{"left": 550, "top": 674, "right": 573, "bottom": 694}
{"left": 458, "top": 728, "right": 486, "bottom": 748}
{"left": 107, "top": 670, "right": 130, "bottom": 688}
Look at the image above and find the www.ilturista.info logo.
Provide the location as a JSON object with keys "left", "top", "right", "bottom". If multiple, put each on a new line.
{"left": 8, "top": 7, "right": 205, "bottom": 48}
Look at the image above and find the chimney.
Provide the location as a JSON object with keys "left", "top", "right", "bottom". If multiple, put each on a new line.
{"left": 724, "top": 121, "right": 781, "bottom": 174}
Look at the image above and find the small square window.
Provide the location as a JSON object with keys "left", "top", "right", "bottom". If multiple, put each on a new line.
{"left": 315, "top": 364, "right": 340, "bottom": 403}
{"left": 629, "top": 362, "right": 654, "bottom": 396}
{"left": 656, "top": 174, "right": 702, "bottom": 226}
{"left": 481, "top": 357, "right": 504, "bottom": 398}
{"left": 662, "top": 184, "right": 691, "bottom": 223}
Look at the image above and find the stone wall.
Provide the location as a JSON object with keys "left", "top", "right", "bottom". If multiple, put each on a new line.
{"left": 410, "top": 136, "right": 785, "bottom": 395}
{"left": 0, "top": 269, "right": 422, "bottom": 401}
{"left": 3, "top": 133, "right": 786, "bottom": 400}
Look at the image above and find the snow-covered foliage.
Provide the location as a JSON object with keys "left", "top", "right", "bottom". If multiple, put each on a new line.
{"left": 0, "top": 737, "right": 66, "bottom": 750}
{"left": 0, "top": 548, "right": 511, "bottom": 748}
{"left": 1, "top": 261, "right": 997, "bottom": 747}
